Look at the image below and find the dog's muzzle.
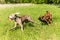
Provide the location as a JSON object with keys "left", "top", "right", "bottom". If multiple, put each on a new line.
{"left": 8, "top": 16, "right": 13, "bottom": 21}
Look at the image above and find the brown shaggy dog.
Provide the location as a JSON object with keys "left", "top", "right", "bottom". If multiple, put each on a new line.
{"left": 38, "top": 11, "right": 52, "bottom": 25}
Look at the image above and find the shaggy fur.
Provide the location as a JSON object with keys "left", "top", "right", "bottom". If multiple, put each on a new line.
{"left": 38, "top": 11, "right": 52, "bottom": 25}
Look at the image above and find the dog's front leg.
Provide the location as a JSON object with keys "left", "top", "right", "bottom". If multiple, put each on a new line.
{"left": 20, "top": 23, "right": 23, "bottom": 32}
{"left": 10, "top": 22, "right": 17, "bottom": 30}
{"left": 13, "top": 22, "right": 17, "bottom": 29}
{"left": 18, "top": 21, "right": 23, "bottom": 31}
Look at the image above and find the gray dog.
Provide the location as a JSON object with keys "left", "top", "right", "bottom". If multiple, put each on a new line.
{"left": 8, "top": 13, "right": 36, "bottom": 31}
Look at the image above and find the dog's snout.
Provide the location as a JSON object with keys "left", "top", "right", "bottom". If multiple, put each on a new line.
{"left": 8, "top": 16, "right": 13, "bottom": 21}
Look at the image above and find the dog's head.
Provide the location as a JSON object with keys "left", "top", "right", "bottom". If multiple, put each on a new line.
{"left": 8, "top": 14, "right": 16, "bottom": 21}
{"left": 8, "top": 12, "right": 20, "bottom": 21}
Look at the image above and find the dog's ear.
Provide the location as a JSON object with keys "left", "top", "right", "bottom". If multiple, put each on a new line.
{"left": 46, "top": 11, "right": 48, "bottom": 12}
{"left": 15, "top": 14, "right": 17, "bottom": 17}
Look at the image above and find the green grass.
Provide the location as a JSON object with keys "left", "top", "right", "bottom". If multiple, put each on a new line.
{"left": 0, "top": 4, "right": 60, "bottom": 40}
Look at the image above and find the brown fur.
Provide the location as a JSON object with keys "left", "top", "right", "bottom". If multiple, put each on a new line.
{"left": 38, "top": 11, "right": 52, "bottom": 25}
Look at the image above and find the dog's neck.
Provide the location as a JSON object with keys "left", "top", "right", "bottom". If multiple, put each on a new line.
{"left": 14, "top": 15, "right": 20, "bottom": 21}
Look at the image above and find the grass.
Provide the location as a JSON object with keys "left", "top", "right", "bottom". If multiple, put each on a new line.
{"left": 0, "top": 4, "right": 60, "bottom": 40}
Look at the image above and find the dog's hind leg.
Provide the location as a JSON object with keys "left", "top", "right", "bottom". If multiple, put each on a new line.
{"left": 26, "top": 17, "right": 34, "bottom": 23}
{"left": 28, "top": 18, "right": 40, "bottom": 25}
{"left": 18, "top": 20, "right": 23, "bottom": 31}
{"left": 19, "top": 23, "right": 23, "bottom": 31}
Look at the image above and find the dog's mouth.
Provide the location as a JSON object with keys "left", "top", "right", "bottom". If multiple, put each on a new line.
{"left": 8, "top": 18, "right": 12, "bottom": 21}
{"left": 8, "top": 16, "right": 13, "bottom": 21}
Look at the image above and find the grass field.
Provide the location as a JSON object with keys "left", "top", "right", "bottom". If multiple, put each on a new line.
{"left": 0, "top": 4, "right": 60, "bottom": 40}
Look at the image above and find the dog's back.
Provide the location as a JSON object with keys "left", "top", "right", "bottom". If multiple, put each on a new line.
{"left": 21, "top": 15, "right": 29, "bottom": 22}
{"left": 20, "top": 15, "right": 33, "bottom": 23}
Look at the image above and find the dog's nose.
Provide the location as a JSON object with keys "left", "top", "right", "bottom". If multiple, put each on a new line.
{"left": 8, "top": 17, "right": 12, "bottom": 21}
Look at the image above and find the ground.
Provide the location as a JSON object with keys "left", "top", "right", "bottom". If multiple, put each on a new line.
{"left": 0, "top": 4, "right": 60, "bottom": 40}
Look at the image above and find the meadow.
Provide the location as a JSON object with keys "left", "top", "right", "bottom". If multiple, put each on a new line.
{"left": 0, "top": 4, "right": 60, "bottom": 40}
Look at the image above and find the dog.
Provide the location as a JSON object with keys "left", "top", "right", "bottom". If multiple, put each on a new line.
{"left": 38, "top": 11, "right": 52, "bottom": 25}
{"left": 8, "top": 13, "right": 36, "bottom": 31}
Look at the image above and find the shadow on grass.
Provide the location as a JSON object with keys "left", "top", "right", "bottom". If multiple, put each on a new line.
{"left": 23, "top": 22, "right": 34, "bottom": 27}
